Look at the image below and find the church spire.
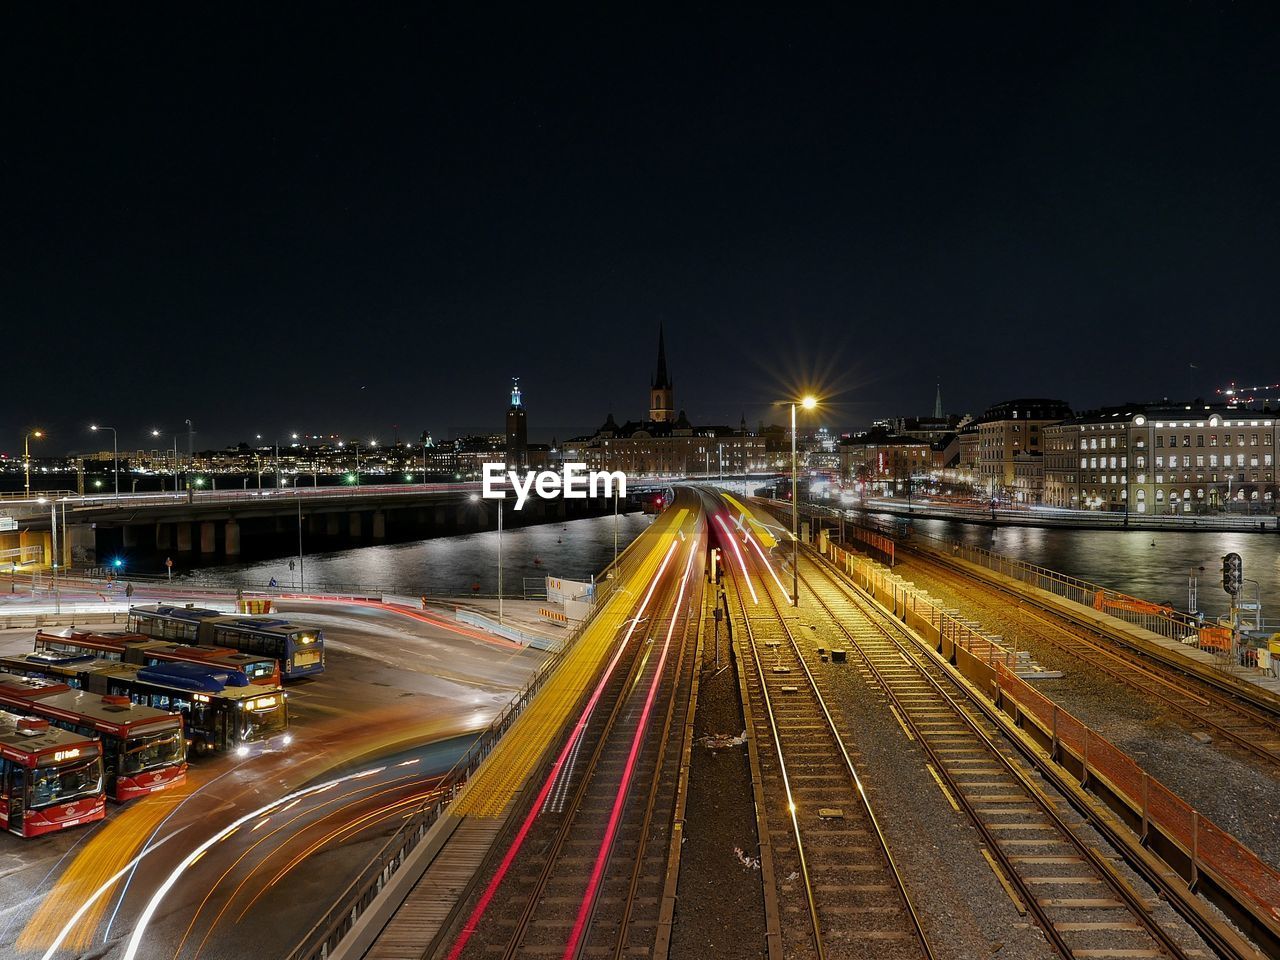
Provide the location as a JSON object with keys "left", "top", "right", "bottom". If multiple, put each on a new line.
{"left": 652, "top": 323, "right": 672, "bottom": 390}
{"left": 934, "top": 381, "right": 943, "bottom": 419}
{"left": 648, "top": 324, "right": 675, "bottom": 423}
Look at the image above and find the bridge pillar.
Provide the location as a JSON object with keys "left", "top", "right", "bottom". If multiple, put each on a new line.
{"left": 456, "top": 505, "right": 469, "bottom": 529}
{"left": 69, "top": 524, "right": 96, "bottom": 565}
{"left": 326, "top": 514, "right": 340, "bottom": 537}
{"left": 199, "top": 521, "right": 217, "bottom": 554}
{"left": 435, "top": 506, "right": 447, "bottom": 528}
{"left": 155, "top": 523, "right": 172, "bottom": 550}
{"left": 225, "top": 520, "right": 241, "bottom": 557}
{"left": 122, "top": 525, "right": 139, "bottom": 549}
{"left": 349, "top": 512, "right": 362, "bottom": 538}
{"left": 371, "top": 511, "right": 386, "bottom": 539}
{"left": 176, "top": 523, "right": 193, "bottom": 552}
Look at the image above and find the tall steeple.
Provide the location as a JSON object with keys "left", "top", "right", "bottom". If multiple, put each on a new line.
{"left": 652, "top": 323, "right": 672, "bottom": 390}
{"left": 649, "top": 324, "right": 675, "bottom": 423}
{"left": 505, "top": 377, "right": 528, "bottom": 469}
{"left": 934, "top": 382, "right": 943, "bottom": 419}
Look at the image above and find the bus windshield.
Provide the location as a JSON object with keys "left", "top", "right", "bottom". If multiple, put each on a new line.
{"left": 240, "top": 697, "right": 287, "bottom": 743}
{"left": 31, "top": 757, "right": 103, "bottom": 809}
{"left": 121, "top": 728, "right": 186, "bottom": 775}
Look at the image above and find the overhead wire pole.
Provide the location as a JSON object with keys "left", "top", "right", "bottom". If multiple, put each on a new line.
{"left": 789, "top": 395, "right": 818, "bottom": 607}
{"left": 792, "top": 401, "right": 799, "bottom": 606}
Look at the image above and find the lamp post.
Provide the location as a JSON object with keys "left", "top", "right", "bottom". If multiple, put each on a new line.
{"left": 23, "top": 429, "right": 43, "bottom": 497}
{"left": 789, "top": 396, "right": 818, "bottom": 606}
{"left": 90, "top": 424, "right": 118, "bottom": 498}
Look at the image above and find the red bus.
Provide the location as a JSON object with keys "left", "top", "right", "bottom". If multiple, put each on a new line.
{"left": 0, "top": 672, "right": 187, "bottom": 802}
{"left": 34, "top": 629, "right": 281, "bottom": 688}
{"left": 1, "top": 713, "right": 106, "bottom": 837}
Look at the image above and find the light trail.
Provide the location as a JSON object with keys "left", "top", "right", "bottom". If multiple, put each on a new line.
{"left": 443, "top": 538, "right": 680, "bottom": 960}
{"left": 116, "top": 767, "right": 387, "bottom": 960}
{"left": 36, "top": 827, "right": 189, "bottom": 960}
{"left": 562, "top": 537, "right": 698, "bottom": 960}
{"left": 287, "top": 596, "right": 523, "bottom": 648}
{"left": 742, "top": 525, "right": 788, "bottom": 598}
{"left": 715, "top": 514, "right": 757, "bottom": 603}
{"left": 175, "top": 772, "right": 424, "bottom": 959}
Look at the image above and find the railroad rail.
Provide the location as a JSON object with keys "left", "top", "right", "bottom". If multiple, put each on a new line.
{"left": 795, "top": 554, "right": 1215, "bottom": 960}
{"left": 901, "top": 549, "right": 1280, "bottom": 768}
{"left": 441, "top": 534, "right": 703, "bottom": 960}
{"left": 718, "top": 512, "right": 932, "bottom": 960}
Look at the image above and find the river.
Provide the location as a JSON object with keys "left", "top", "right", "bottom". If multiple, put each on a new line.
{"left": 181, "top": 511, "right": 657, "bottom": 596}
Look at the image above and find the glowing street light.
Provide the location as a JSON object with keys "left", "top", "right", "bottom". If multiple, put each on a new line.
{"left": 781, "top": 395, "right": 819, "bottom": 606}
{"left": 23, "top": 429, "right": 43, "bottom": 497}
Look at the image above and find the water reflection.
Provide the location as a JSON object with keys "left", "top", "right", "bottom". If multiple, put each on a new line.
{"left": 185, "top": 513, "right": 656, "bottom": 595}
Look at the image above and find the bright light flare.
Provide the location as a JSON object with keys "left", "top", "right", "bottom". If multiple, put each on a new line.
{"left": 801, "top": 395, "right": 817, "bottom": 410}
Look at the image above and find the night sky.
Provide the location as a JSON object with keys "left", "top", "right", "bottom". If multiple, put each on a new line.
{"left": 4, "top": 4, "right": 1279, "bottom": 453}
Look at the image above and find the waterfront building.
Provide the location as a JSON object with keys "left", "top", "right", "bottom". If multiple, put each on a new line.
{"left": 1044, "top": 402, "right": 1279, "bottom": 514}
{"left": 839, "top": 432, "right": 935, "bottom": 493}
{"left": 976, "top": 398, "right": 1072, "bottom": 503}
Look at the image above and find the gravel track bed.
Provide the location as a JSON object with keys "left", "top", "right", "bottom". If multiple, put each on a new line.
{"left": 893, "top": 555, "right": 1280, "bottom": 868}
{"left": 670, "top": 592, "right": 767, "bottom": 960}
{"left": 791, "top": 608, "right": 1055, "bottom": 960}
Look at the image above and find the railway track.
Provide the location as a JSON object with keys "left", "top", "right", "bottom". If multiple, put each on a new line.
{"left": 794, "top": 551, "right": 1222, "bottom": 960}
{"left": 447, "top": 533, "right": 703, "bottom": 960}
{"left": 718, "top": 514, "right": 933, "bottom": 960}
{"left": 902, "top": 549, "right": 1280, "bottom": 767}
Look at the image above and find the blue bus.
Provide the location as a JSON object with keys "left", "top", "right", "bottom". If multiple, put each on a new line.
{"left": 127, "top": 604, "right": 325, "bottom": 680}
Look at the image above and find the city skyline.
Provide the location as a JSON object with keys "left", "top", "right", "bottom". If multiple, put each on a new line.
{"left": 6, "top": 5, "right": 1280, "bottom": 447}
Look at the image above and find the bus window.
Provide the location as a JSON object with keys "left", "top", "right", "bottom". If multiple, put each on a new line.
{"left": 31, "top": 757, "right": 102, "bottom": 810}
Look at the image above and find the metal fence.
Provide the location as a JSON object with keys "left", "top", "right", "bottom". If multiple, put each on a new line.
{"left": 997, "top": 662, "right": 1280, "bottom": 942}
{"left": 783, "top": 498, "right": 1252, "bottom": 667}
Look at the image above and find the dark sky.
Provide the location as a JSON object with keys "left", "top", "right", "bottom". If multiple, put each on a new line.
{"left": 4, "top": 4, "right": 1279, "bottom": 453}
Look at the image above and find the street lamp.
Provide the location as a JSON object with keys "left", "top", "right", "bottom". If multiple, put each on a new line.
{"left": 89, "top": 424, "right": 118, "bottom": 498}
{"left": 23, "top": 429, "right": 43, "bottom": 496}
{"left": 789, "top": 396, "right": 818, "bottom": 606}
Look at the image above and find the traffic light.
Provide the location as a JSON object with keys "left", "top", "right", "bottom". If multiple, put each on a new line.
{"left": 1222, "top": 552, "right": 1243, "bottom": 596}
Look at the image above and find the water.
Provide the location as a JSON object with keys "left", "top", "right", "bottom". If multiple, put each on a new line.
{"left": 888, "top": 516, "right": 1280, "bottom": 621}
{"left": 182, "top": 512, "right": 656, "bottom": 596}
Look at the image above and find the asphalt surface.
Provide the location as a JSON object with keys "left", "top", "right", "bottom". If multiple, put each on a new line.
{"left": 0, "top": 601, "right": 546, "bottom": 960}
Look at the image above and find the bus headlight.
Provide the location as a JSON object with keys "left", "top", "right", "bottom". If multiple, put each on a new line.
{"left": 282, "top": 734, "right": 293, "bottom": 746}
{"left": 236, "top": 745, "right": 250, "bottom": 758}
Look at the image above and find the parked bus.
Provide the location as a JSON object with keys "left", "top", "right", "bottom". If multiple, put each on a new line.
{"left": 0, "top": 671, "right": 186, "bottom": 802}
{"left": 34, "top": 628, "right": 281, "bottom": 688}
{"left": 0, "top": 654, "right": 289, "bottom": 757}
{"left": 1, "top": 713, "right": 105, "bottom": 837}
{"left": 127, "top": 605, "right": 324, "bottom": 680}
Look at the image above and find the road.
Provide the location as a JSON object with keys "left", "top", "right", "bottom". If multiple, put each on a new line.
{"left": 0, "top": 600, "right": 547, "bottom": 960}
